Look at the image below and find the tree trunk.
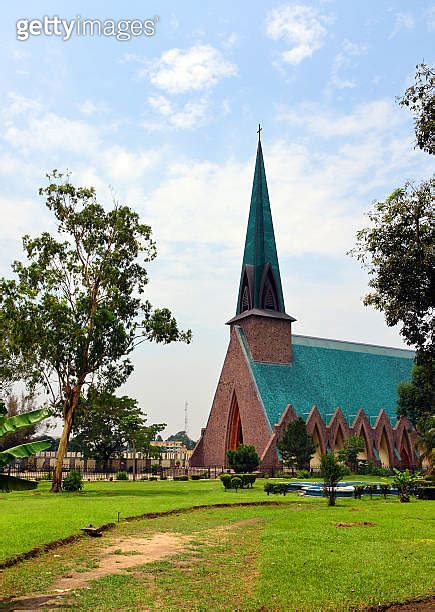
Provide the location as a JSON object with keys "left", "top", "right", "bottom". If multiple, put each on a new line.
{"left": 51, "top": 388, "right": 80, "bottom": 492}
{"left": 132, "top": 441, "right": 136, "bottom": 481}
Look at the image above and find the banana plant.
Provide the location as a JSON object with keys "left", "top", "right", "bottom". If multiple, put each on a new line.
{"left": 0, "top": 400, "right": 51, "bottom": 492}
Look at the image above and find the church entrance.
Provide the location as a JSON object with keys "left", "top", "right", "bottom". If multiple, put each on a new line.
{"left": 379, "top": 429, "right": 391, "bottom": 467}
{"left": 227, "top": 395, "right": 243, "bottom": 451}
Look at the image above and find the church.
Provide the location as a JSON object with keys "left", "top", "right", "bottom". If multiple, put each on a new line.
{"left": 190, "top": 134, "right": 416, "bottom": 470}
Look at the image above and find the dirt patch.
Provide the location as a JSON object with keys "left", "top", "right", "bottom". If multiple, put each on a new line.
{"left": 365, "top": 596, "right": 435, "bottom": 610}
{"left": 335, "top": 521, "right": 375, "bottom": 528}
{"left": 54, "top": 532, "right": 188, "bottom": 591}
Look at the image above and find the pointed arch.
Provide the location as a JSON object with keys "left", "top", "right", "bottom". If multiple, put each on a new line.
{"left": 334, "top": 424, "right": 345, "bottom": 452}
{"left": 399, "top": 427, "right": 412, "bottom": 468}
{"left": 378, "top": 427, "right": 392, "bottom": 467}
{"left": 259, "top": 264, "right": 279, "bottom": 311}
{"left": 310, "top": 423, "right": 323, "bottom": 468}
{"left": 226, "top": 393, "right": 243, "bottom": 452}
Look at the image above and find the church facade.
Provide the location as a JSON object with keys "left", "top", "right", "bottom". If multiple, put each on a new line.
{"left": 190, "top": 137, "right": 416, "bottom": 470}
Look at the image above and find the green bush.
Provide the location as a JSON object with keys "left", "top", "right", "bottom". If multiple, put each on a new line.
{"left": 365, "top": 484, "right": 378, "bottom": 498}
{"left": 264, "top": 482, "right": 288, "bottom": 496}
{"left": 240, "top": 473, "right": 256, "bottom": 488}
{"left": 297, "top": 469, "right": 311, "bottom": 479}
{"left": 140, "top": 476, "right": 148, "bottom": 480}
{"left": 149, "top": 476, "right": 158, "bottom": 481}
{"left": 226, "top": 444, "right": 260, "bottom": 473}
{"left": 231, "top": 476, "right": 242, "bottom": 491}
{"left": 151, "top": 464, "right": 160, "bottom": 474}
{"left": 416, "top": 485, "right": 435, "bottom": 500}
{"left": 160, "top": 475, "right": 167, "bottom": 480}
{"left": 220, "top": 473, "right": 232, "bottom": 491}
{"left": 62, "top": 470, "right": 83, "bottom": 492}
{"left": 173, "top": 475, "right": 188, "bottom": 481}
{"left": 190, "top": 474, "right": 201, "bottom": 480}
{"left": 116, "top": 471, "right": 128, "bottom": 480}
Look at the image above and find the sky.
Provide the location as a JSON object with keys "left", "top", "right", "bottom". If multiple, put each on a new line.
{"left": 0, "top": 1, "right": 434, "bottom": 439}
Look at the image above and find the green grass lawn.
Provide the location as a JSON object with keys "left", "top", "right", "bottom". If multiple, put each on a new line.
{"left": 1, "top": 484, "right": 434, "bottom": 610}
{"left": 1, "top": 476, "right": 391, "bottom": 562}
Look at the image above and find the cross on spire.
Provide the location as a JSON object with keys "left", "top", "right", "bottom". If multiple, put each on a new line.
{"left": 257, "top": 123, "right": 262, "bottom": 140}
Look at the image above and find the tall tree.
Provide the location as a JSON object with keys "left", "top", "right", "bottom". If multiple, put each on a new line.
{"left": 398, "top": 63, "right": 435, "bottom": 155}
{"left": 349, "top": 178, "right": 434, "bottom": 356}
{"left": 277, "top": 417, "right": 316, "bottom": 470}
{"left": 337, "top": 435, "right": 365, "bottom": 473}
{"left": 397, "top": 364, "right": 433, "bottom": 427}
{"left": 0, "top": 172, "right": 191, "bottom": 491}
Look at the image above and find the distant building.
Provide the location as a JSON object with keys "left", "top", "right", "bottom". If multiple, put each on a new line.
{"left": 191, "top": 134, "right": 416, "bottom": 470}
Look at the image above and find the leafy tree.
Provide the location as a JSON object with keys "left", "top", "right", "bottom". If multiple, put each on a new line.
{"left": 320, "top": 453, "right": 347, "bottom": 506}
{"left": 0, "top": 172, "right": 191, "bottom": 491}
{"left": 392, "top": 468, "right": 418, "bottom": 503}
{"left": 398, "top": 63, "right": 435, "bottom": 155}
{"left": 277, "top": 417, "right": 316, "bottom": 470}
{"left": 0, "top": 399, "right": 51, "bottom": 492}
{"left": 0, "top": 394, "right": 41, "bottom": 451}
{"left": 226, "top": 443, "right": 260, "bottom": 473}
{"left": 72, "top": 390, "right": 165, "bottom": 474}
{"left": 397, "top": 364, "right": 434, "bottom": 427}
{"left": 350, "top": 178, "right": 434, "bottom": 355}
{"left": 415, "top": 415, "right": 435, "bottom": 474}
{"left": 337, "top": 435, "right": 365, "bottom": 473}
{"left": 166, "top": 430, "right": 196, "bottom": 450}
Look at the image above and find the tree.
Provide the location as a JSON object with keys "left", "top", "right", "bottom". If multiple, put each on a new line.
{"left": 0, "top": 400, "right": 51, "bottom": 492}
{"left": 166, "top": 430, "right": 196, "bottom": 450}
{"left": 415, "top": 415, "right": 435, "bottom": 474}
{"left": 277, "top": 417, "right": 316, "bottom": 470}
{"left": 398, "top": 63, "right": 435, "bottom": 155}
{"left": 0, "top": 394, "right": 41, "bottom": 452}
{"left": 0, "top": 172, "right": 191, "bottom": 492}
{"left": 397, "top": 364, "right": 434, "bottom": 427}
{"left": 226, "top": 444, "right": 260, "bottom": 473}
{"left": 72, "top": 390, "right": 165, "bottom": 475}
{"left": 337, "top": 435, "right": 365, "bottom": 473}
{"left": 320, "top": 453, "right": 347, "bottom": 506}
{"left": 349, "top": 179, "right": 434, "bottom": 356}
{"left": 392, "top": 468, "right": 418, "bottom": 503}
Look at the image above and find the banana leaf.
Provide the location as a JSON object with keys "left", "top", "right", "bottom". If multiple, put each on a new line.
{"left": 0, "top": 473, "right": 38, "bottom": 492}
{"left": 0, "top": 407, "right": 51, "bottom": 437}
{"left": 0, "top": 439, "right": 52, "bottom": 468}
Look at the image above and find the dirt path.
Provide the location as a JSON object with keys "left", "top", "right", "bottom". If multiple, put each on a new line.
{"left": 1, "top": 531, "right": 190, "bottom": 610}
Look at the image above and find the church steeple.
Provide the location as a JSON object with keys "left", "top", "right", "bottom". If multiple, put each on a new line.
{"left": 233, "top": 130, "right": 292, "bottom": 320}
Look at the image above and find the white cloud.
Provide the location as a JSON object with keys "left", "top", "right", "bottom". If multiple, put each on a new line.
{"left": 147, "top": 95, "right": 209, "bottom": 130}
{"left": 278, "top": 99, "right": 403, "bottom": 138}
{"left": 266, "top": 3, "right": 328, "bottom": 65}
{"left": 147, "top": 44, "right": 237, "bottom": 94}
{"left": 3, "top": 92, "right": 42, "bottom": 119}
{"left": 77, "top": 99, "right": 108, "bottom": 116}
{"left": 427, "top": 5, "right": 435, "bottom": 31}
{"left": 389, "top": 13, "right": 415, "bottom": 39}
{"left": 330, "top": 39, "right": 369, "bottom": 89}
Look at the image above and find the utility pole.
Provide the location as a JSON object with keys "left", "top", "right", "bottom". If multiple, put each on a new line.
{"left": 184, "top": 401, "right": 188, "bottom": 435}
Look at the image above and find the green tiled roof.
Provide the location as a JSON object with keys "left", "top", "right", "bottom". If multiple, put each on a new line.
{"left": 237, "top": 140, "right": 285, "bottom": 313}
{"left": 239, "top": 330, "right": 414, "bottom": 426}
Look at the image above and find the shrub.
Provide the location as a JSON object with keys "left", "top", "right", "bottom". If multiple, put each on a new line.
{"left": 297, "top": 469, "right": 311, "bottom": 479}
{"left": 173, "top": 475, "right": 188, "bottom": 481}
{"left": 220, "top": 473, "right": 232, "bottom": 491}
{"left": 151, "top": 464, "right": 160, "bottom": 475}
{"left": 416, "top": 485, "right": 435, "bottom": 500}
{"left": 393, "top": 469, "right": 418, "bottom": 502}
{"left": 160, "top": 475, "right": 167, "bottom": 480}
{"left": 199, "top": 471, "right": 209, "bottom": 479}
{"left": 240, "top": 473, "right": 256, "bottom": 488}
{"left": 190, "top": 474, "right": 201, "bottom": 480}
{"left": 149, "top": 476, "right": 158, "bottom": 481}
{"left": 116, "top": 471, "right": 128, "bottom": 481}
{"left": 140, "top": 476, "right": 148, "bottom": 481}
{"left": 264, "top": 482, "right": 288, "bottom": 495}
{"left": 231, "top": 476, "right": 242, "bottom": 491}
{"left": 62, "top": 470, "right": 83, "bottom": 492}
{"left": 365, "top": 484, "right": 378, "bottom": 498}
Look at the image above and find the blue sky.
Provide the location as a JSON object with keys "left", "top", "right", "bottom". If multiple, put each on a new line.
{"left": 0, "top": 1, "right": 434, "bottom": 437}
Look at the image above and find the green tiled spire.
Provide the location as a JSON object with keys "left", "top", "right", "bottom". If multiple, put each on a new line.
{"left": 236, "top": 134, "right": 285, "bottom": 314}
